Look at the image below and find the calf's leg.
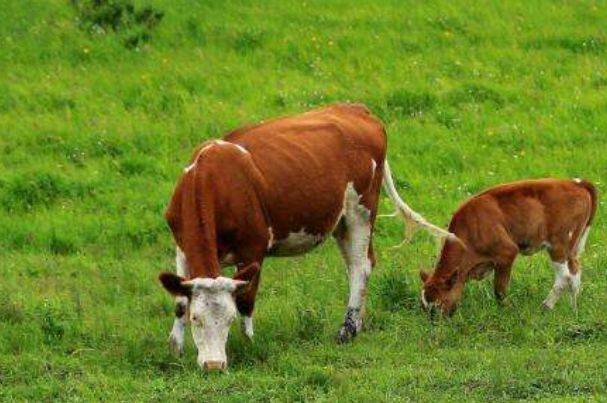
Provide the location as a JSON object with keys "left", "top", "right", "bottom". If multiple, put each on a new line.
{"left": 567, "top": 257, "right": 581, "bottom": 312}
{"left": 567, "top": 225, "right": 591, "bottom": 311}
{"left": 543, "top": 241, "right": 575, "bottom": 310}
{"left": 543, "top": 226, "right": 590, "bottom": 311}
{"left": 493, "top": 242, "right": 518, "bottom": 303}
{"left": 542, "top": 260, "right": 571, "bottom": 310}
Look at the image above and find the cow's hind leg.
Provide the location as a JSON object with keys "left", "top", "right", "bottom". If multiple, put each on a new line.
{"left": 169, "top": 247, "right": 189, "bottom": 356}
{"left": 334, "top": 188, "right": 374, "bottom": 343}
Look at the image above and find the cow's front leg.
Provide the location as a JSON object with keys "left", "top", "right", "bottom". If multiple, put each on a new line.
{"left": 242, "top": 316, "right": 254, "bottom": 339}
{"left": 168, "top": 247, "right": 189, "bottom": 356}
{"left": 234, "top": 261, "right": 262, "bottom": 340}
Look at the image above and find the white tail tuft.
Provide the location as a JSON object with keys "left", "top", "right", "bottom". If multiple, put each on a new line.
{"left": 381, "top": 160, "right": 460, "bottom": 244}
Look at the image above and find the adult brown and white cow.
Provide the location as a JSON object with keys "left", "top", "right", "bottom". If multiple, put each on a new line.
{"left": 158, "top": 103, "right": 454, "bottom": 371}
{"left": 420, "top": 178, "right": 597, "bottom": 316}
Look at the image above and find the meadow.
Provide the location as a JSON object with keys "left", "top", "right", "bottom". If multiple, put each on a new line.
{"left": 1, "top": 0, "right": 607, "bottom": 400}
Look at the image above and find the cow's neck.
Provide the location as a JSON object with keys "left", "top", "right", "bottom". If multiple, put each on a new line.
{"left": 180, "top": 169, "right": 222, "bottom": 279}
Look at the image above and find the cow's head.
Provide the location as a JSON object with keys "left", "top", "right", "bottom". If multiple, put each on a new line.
{"left": 159, "top": 264, "right": 259, "bottom": 371}
{"left": 419, "top": 269, "right": 461, "bottom": 317}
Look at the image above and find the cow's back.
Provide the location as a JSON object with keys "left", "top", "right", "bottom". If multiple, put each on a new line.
{"left": 224, "top": 103, "right": 386, "bottom": 239}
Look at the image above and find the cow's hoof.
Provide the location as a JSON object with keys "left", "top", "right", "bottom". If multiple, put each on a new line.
{"left": 541, "top": 301, "right": 554, "bottom": 311}
{"left": 337, "top": 326, "right": 356, "bottom": 344}
{"left": 168, "top": 335, "right": 184, "bottom": 357}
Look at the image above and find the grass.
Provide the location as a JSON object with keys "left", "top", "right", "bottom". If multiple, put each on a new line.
{"left": 1, "top": 0, "right": 607, "bottom": 400}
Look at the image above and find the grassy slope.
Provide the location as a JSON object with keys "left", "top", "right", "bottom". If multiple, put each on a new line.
{"left": 1, "top": 0, "right": 606, "bottom": 400}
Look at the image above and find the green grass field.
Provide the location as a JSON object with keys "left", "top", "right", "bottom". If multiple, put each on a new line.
{"left": 1, "top": 0, "right": 606, "bottom": 400}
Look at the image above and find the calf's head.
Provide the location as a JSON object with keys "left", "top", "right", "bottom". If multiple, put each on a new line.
{"left": 419, "top": 270, "right": 461, "bottom": 317}
{"left": 159, "top": 264, "right": 259, "bottom": 371}
{"left": 419, "top": 238, "right": 468, "bottom": 317}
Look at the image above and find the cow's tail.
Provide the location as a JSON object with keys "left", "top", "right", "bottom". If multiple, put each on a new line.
{"left": 381, "top": 160, "right": 461, "bottom": 245}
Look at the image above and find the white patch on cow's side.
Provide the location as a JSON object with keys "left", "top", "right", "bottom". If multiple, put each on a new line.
{"left": 542, "top": 261, "right": 570, "bottom": 310}
{"left": 574, "top": 226, "right": 591, "bottom": 257}
{"left": 271, "top": 228, "right": 326, "bottom": 256}
{"left": 185, "top": 276, "right": 247, "bottom": 370}
{"left": 267, "top": 227, "right": 275, "bottom": 250}
{"left": 574, "top": 178, "right": 582, "bottom": 184}
{"left": 336, "top": 182, "right": 372, "bottom": 341}
{"left": 243, "top": 316, "right": 254, "bottom": 339}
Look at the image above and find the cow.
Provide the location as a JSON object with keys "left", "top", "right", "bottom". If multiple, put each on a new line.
{"left": 158, "top": 103, "right": 455, "bottom": 371}
{"left": 420, "top": 178, "right": 597, "bottom": 316}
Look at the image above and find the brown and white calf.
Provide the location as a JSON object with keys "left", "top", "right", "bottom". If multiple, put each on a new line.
{"left": 420, "top": 178, "right": 597, "bottom": 316}
{"left": 158, "top": 103, "right": 453, "bottom": 371}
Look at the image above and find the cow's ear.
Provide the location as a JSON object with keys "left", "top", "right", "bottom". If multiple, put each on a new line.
{"left": 159, "top": 272, "right": 192, "bottom": 297}
{"left": 420, "top": 269, "right": 430, "bottom": 283}
{"left": 232, "top": 263, "right": 260, "bottom": 293}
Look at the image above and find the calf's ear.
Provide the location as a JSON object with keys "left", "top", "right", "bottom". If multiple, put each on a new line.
{"left": 159, "top": 272, "right": 192, "bottom": 297}
{"left": 446, "top": 270, "right": 458, "bottom": 288}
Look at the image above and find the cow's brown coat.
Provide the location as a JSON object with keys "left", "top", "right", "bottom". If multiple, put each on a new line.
{"left": 164, "top": 103, "right": 386, "bottom": 318}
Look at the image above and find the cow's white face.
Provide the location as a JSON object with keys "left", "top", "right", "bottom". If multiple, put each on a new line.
{"left": 187, "top": 277, "right": 244, "bottom": 370}
{"left": 159, "top": 273, "right": 249, "bottom": 371}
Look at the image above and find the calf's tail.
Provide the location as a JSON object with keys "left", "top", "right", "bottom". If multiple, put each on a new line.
{"left": 574, "top": 178, "right": 598, "bottom": 226}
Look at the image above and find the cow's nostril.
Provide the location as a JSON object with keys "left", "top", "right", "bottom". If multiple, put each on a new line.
{"left": 191, "top": 314, "right": 199, "bottom": 322}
